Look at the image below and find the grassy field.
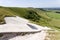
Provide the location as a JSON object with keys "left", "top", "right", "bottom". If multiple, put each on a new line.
{"left": 0, "top": 6, "right": 60, "bottom": 30}
{"left": 46, "top": 11, "right": 60, "bottom": 19}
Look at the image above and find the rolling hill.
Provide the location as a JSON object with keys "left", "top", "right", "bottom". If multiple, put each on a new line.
{"left": 0, "top": 6, "right": 60, "bottom": 30}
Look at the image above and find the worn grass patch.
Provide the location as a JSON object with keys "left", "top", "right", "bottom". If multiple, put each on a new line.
{"left": 45, "top": 30, "right": 60, "bottom": 40}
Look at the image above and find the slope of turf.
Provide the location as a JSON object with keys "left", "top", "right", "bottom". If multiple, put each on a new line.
{"left": 0, "top": 6, "right": 60, "bottom": 30}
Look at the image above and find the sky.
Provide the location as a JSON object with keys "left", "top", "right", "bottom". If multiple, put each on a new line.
{"left": 0, "top": 0, "right": 60, "bottom": 8}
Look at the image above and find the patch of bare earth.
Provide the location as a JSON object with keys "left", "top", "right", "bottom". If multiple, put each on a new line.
{"left": 45, "top": 30, "right": 60, "bottom": 40}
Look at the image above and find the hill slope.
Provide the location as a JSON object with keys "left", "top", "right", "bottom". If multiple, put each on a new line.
{"left": 0, "top": 6, "right": 60, "bottom": 30}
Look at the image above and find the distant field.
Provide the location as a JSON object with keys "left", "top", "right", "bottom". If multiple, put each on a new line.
{"left": 46, "top": 11, "right": 60, "bottom": 19}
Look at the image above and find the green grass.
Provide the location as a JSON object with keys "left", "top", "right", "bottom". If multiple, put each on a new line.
{"left": 46, "top": 11, "right": 60, "bottom": 19}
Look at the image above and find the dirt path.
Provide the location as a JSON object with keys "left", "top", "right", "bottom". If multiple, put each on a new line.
{"left": 9, "top": 31, "right": 47, "bottom": 40}
{"left": 0, "top": 31, "right": 47, "bottom": 40}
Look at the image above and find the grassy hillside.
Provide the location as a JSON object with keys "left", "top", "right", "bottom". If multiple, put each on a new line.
{"left": 0, "top": 6, "right": 60, "bottom": 30}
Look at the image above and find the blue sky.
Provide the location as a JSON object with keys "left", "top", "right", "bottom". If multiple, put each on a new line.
{"left": 0, "top": 0, "right": 60, "bottom": 8}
